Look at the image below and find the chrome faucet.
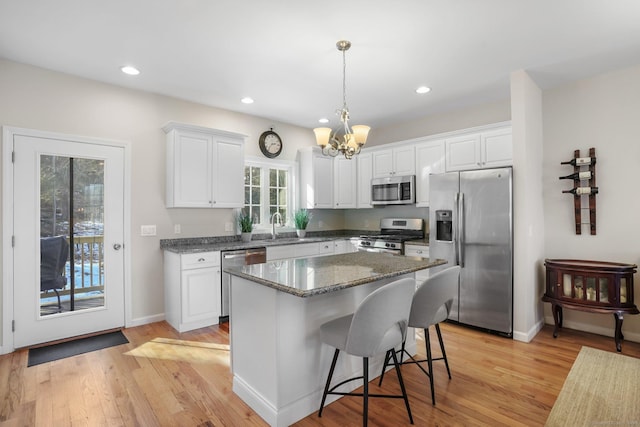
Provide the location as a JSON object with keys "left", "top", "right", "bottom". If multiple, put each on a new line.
{"left": 271, "top": 211, "right": 283, "bottom": 239}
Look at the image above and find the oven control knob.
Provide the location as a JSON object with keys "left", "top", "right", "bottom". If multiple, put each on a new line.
{"left": 385, "top": 243, "right": 391, "bottom": 248}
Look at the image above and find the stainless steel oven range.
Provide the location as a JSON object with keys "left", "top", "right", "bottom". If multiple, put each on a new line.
{"left": 357, "top": 218, "right": 424, "bottom": 255}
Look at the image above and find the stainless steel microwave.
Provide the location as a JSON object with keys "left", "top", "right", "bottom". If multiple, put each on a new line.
{"left": 371, "top": 175, "right": 415, "bottom": 205}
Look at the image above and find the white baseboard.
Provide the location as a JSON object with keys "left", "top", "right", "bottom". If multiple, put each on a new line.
{"left": 513, "top": 319, "right": 545, "bottom": 343}
{"left": 127, "top": 313, "right": 165, "bottom": 328}
{"left": 542, "top": 316, "right": 640, "bottom": 344}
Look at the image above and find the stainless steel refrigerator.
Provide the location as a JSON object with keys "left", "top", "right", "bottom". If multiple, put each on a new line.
{"left": 428, "top": 167, "right": 513, "bottom": 336}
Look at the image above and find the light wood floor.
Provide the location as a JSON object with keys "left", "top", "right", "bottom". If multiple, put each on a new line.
{"left": 1, "top": 321, "right": 639, "bottom": 426}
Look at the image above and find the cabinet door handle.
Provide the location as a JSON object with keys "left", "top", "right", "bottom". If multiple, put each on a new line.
{"left": 198, "top": 258, "right": 205, "bottom": 262}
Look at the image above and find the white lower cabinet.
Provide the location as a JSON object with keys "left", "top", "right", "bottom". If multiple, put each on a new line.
{"left": 266, "top": 239, "right": 352, "bottom": 261}
{"left": 404, "top": 244, "right": 430, "bottom": 283}
{"left": 334, "top": 238, "right": 359, "bottom": 253}
{"left": 266, "top": 242, "right": 321, "bottom": 261}
{"left": 164, "top": 251, "right": 221, "bottom": 332}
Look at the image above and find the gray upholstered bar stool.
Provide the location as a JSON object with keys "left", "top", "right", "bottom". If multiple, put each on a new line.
{"left": 379, "top": 266, "right": 461, "bottom": 405}
{"left": 318, "top": 277, "right": 416, "bottom": 427}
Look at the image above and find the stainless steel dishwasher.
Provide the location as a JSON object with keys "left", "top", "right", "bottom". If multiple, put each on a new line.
{"left": 220, "top": 247, "right": 267, "bottom": 322}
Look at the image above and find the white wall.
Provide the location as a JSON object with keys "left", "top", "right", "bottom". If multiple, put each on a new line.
{"left": 510, "top": 70, "right": 545, "bottom": 342}
{"left": 542, "top": 63, "right": 640, "bottom": 341}
{"left": 366, "top": 99, "right": 511, "bottom": 146}
{"left": 0, "top": 59, "right": 343, "bottom": 330}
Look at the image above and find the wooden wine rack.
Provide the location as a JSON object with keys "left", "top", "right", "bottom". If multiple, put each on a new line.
{"left": 562, "top": 148, "right": 597, "bottom": 235}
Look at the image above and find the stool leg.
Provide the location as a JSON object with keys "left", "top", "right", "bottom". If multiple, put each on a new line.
{"left": 425, "top": 327, "right": 436, "bottom": 405}
{"left": 319, "top": 349, "right": 340, "bottom": 417}
{"left": 390, "top": 347, "right": 414, "bottom": 424}
{"left": 377, "top": 349, "right": 391, "bottom": 386}
{"left": 435, "top": 323, "right": 451, "bottom": 379}
{"left": 363, "top": 357, "right": 369, "bottom": 427}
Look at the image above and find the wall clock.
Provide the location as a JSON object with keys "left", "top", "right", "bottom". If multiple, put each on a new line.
{"left": 259, "top": 129, "right": 283, "bottom": 158}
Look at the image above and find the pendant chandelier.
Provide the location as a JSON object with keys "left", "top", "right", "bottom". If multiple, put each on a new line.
{"left": 313, "top": 40, "right": 370, "bottom": 160}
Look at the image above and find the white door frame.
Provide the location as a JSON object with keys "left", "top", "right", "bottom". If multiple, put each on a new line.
{"left": 1, "top": 126, "right": 132, "bottom": 354}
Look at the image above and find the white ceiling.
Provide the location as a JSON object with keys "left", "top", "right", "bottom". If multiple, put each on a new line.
{"left": 1, "top": 1, "right": 640, "bottom": 130}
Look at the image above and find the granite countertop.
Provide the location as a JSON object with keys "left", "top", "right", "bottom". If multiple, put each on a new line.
{"left": 160, "top": 231, "right": 365, "bottom": 254}
{"left": 226, "top": 251, "right": 447, "bottom": 297}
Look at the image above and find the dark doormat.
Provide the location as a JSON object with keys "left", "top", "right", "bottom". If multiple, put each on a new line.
{"left": 27, "top": 330, "right": 129, "bottom": 367}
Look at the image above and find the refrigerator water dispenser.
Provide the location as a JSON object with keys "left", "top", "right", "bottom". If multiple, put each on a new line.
{"left": 435, "top": 210, "right": 453, "bottom": 241}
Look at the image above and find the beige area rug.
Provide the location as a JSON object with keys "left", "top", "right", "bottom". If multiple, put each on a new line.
{"left": 545, "top": 346, "right": 640, "bottom": 426}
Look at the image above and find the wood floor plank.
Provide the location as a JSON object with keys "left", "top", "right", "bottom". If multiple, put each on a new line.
{"left": 1, "top": 321, "right": 639, "bottom": 426}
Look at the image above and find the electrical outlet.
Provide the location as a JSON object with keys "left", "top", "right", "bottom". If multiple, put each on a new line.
{"left": 174, "top": 224, "right": 181, "bottom": 234}
{"left": 225, "top": 222, "right": 234, "bottom": 232}
{"left": 141, "top": 225, "right": 157, "bottom": 236}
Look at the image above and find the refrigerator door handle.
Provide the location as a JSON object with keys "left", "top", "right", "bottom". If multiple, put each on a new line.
{"left": 454, "top": 193, "right": 460, "bottom": 265}
{"left": 457, "top": 192, "right": 465, "bottom": 268}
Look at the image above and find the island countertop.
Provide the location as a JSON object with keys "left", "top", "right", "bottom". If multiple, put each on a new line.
{"left": 226, "top": 251, "right": 447, "bottom": 297}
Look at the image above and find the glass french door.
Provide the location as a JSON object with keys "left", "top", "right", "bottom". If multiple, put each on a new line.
{"left": 13, "top": 134, "right": 125, "bottom": 348}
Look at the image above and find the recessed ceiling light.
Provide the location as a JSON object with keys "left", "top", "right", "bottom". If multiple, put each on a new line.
{"left": 416, "top": 86, "right": 431, "bottom": 94}
{"left": 241, "top": 97, "right": 254, "bottom": 104}
{"left": 318, "top": 118, "right": 329, "bottom": 124}
{"left": 121, "top": 65, "right": 140, "bottom": 76}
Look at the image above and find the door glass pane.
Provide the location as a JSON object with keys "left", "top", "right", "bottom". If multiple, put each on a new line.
{"left": 40, "top": 155, "right": 105, "bottom": 316}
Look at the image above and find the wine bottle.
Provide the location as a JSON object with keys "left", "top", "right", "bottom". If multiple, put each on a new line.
{"left": 560, "top": 157, "right": 595, "bottom": 166}
{"left": 558, "top": 171, "right": 592, "bottom": 181}
{"left": 562, "top": 186, "right": 599, "bottom": 196}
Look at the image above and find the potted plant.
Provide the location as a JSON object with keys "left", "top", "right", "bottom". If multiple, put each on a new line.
{"left": 238, "top": 210, "right": 254, "bottom": 242}
{"left": 293, "top": 209, "right": 312, "bottom": 238}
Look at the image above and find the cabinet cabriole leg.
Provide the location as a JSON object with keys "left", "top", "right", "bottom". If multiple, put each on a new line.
{"left": 614, "top": 312, "right": 623, "bottom": 352}
{"left": 552, "top": 304, "right": 561, "bottom": 338}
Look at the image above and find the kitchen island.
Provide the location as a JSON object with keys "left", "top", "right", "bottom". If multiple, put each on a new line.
{"left": 227, "top": 251, "right": 446, "bottom": 427}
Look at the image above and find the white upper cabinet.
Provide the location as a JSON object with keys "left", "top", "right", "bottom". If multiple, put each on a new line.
{"left": 480, "top": 127, "right": 513, "bottom": 169}
{"left": 415, "top": 139, "right": 445, "bottom": 207}
{"left": 333, "top": 156, "right": 357, "bottom": 208}
{"left": 445, "top": 126, "right": 512, "bottom": 171}
{"left": 372, "top": 145, "right": 416, "bottom": 178}
{"left": 299, "top": 147, "right": 334, "bottom": 209}
{"left": 356, "top": 152, "right": 373, "bottom": 208}
{"left": 164, "top": 122, "right": 245, "bottom": 208}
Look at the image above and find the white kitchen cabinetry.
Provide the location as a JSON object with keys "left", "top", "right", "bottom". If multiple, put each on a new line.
{"left": 481, "top": 127, "right": 513, "bottom": 169}
{"left": 415, "top": 139, "right": 445, "bottom": 207}
{"left": 164, "top": 122, "right": 245, "bottom": 208}
{"left": 404, "top": 244, "right": 430, "bottom": 283}
{"left": 333, "top": 156, "right": 357, "bottom": 208}
{"left": 334, "top": 239, "right": 359, "bottom": 254}
{"left": 266, "top": 242, "right": 321, "bottom": 261}
{"left": 445, "top": 127, "right": 512, "bottom": 172}
{"left": 299, "top": 148, "right": 334, "bottom": 209}
{"left": 356, "top": 152, "right": 373, "bottom": 208}
{"left": 372, "top": 145, "right": 416, "bottom": 178}
{"left": 318, "top": 241, "right": 335, "bottom": 255}
{"left": 164, "top": 250, "right": 221, "bottom": 332}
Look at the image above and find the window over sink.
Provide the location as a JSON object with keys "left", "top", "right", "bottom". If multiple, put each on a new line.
{"left": 244, "top": 158, "right": 296, "bottom": 230}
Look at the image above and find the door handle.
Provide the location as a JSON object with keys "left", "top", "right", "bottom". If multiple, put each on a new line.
{"left": 113, "top": 243, "right": 122, "bottom": 250}
{"left": 458, "top": 193, "right": 465, "bottom": 268}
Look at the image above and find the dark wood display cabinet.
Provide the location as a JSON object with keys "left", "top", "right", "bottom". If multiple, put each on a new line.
{"left": 543, "top": 259, "right": 638, "bottom": 352}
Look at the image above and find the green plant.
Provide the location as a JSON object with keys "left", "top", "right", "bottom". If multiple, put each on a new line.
{"left": 293, "top": 209, "right": 311, "bottom": 230}
{"left": 238, "top": 210, "right": 253, "bottom": 233}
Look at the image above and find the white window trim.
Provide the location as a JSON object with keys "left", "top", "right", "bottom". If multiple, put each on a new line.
{"left": 244, "top": 156, "right": 298, "bottom": 233}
